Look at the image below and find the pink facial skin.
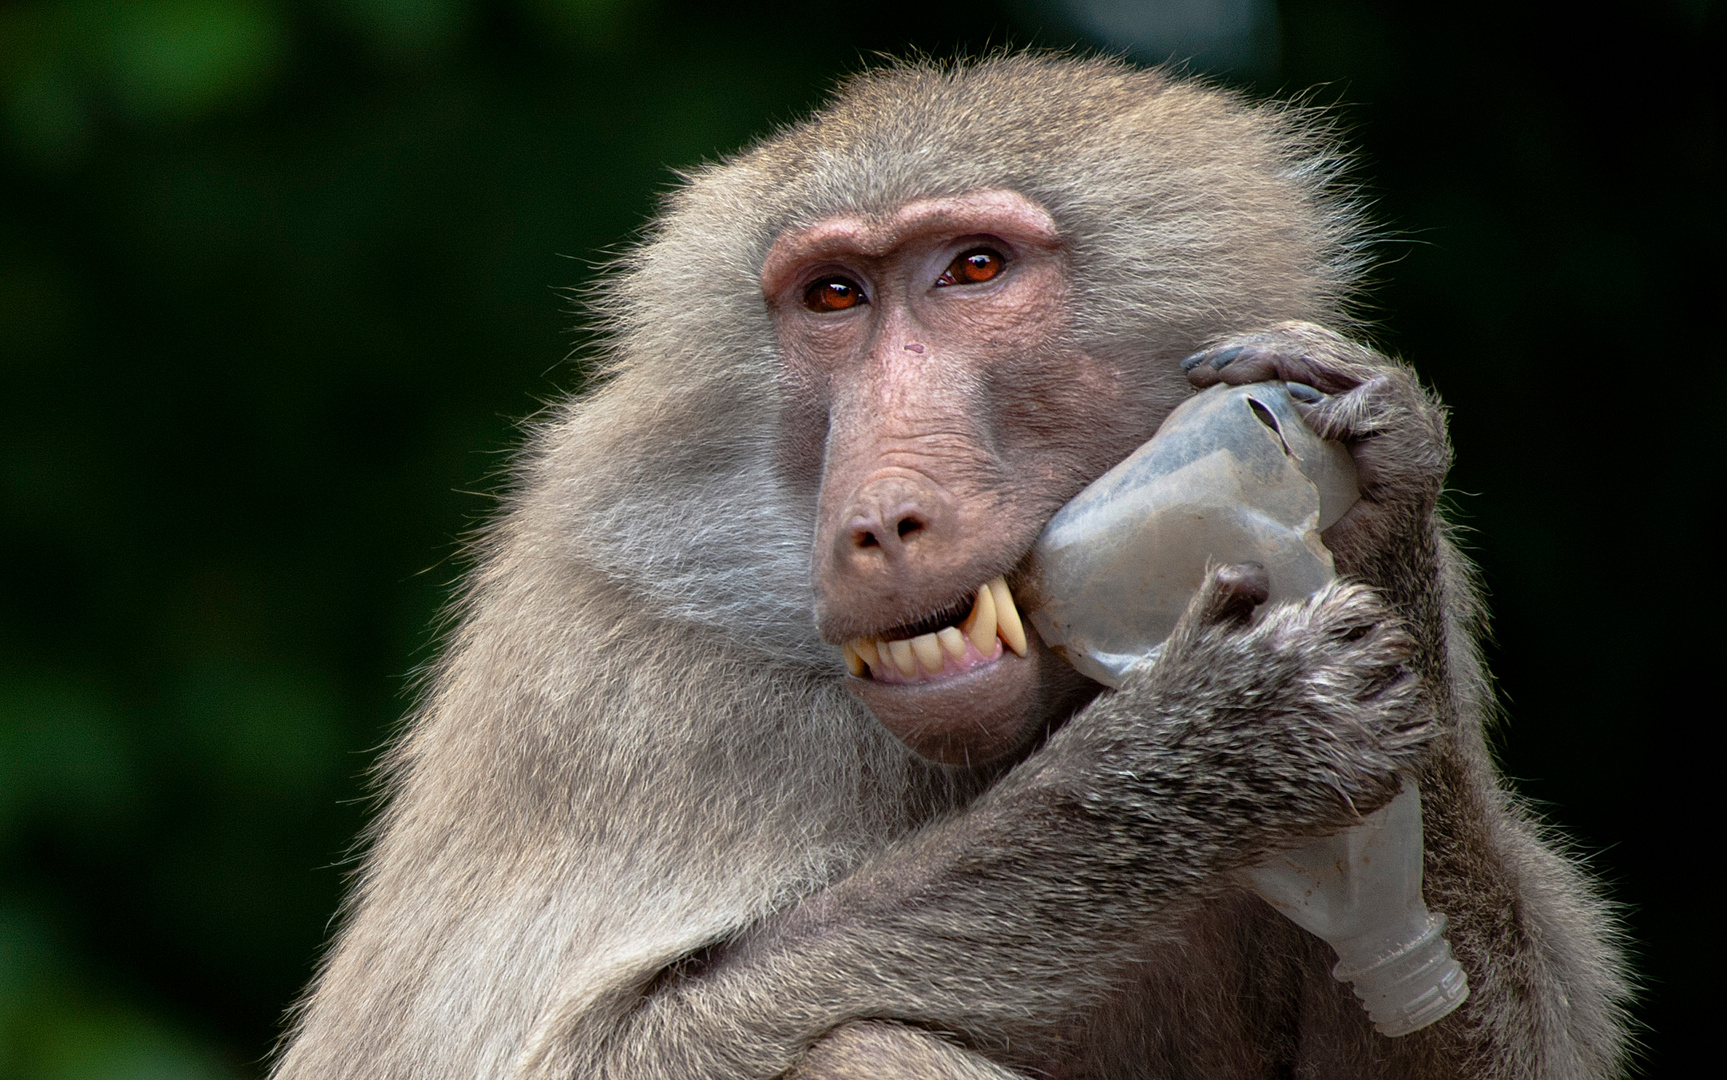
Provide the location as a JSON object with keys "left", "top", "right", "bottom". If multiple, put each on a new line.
{"left": 764, "top": 190, "right": 1168, "bottom": 765}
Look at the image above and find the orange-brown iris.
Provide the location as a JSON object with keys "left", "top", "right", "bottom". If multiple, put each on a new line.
{"left": 804, "top": 277, "right": 865, "bottom": 312}
{"left": 940, "top": 248, "right": 1004, "bottom": 286}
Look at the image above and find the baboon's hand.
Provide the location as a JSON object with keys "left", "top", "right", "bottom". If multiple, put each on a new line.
{"left": 1065, "top": 564, "right": 1436, "bottom": 845}
{"left": 1180, "top": 322, "right": 1451, "bottom": 582}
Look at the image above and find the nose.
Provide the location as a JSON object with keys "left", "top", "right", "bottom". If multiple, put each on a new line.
{"left": 833, "top": 475, "right": 953, "bottom": 570}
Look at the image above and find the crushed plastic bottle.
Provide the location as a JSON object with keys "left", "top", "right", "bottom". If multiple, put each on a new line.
{"left": 1027, "top": 380, "right": 1358, "bottom": 689}
{"left": 1026, "top": 381, "right": 1468, "bottom": 1036}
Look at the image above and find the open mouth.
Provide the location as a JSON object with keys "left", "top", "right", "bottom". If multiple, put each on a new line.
{"left": 839, "top": 576, "right": 1029, "bottom": 684}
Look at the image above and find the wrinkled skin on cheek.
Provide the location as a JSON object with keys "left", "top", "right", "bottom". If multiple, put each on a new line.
{"left": 764, "top": 190, "right": 1166, "bottom": 765}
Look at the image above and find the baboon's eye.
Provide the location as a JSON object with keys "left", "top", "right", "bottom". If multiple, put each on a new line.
{"left": 804, "top": 276, "right": 867, "bottom": 312}
{"left": 937, "top": 247, "right": 1005, "bottom": 287}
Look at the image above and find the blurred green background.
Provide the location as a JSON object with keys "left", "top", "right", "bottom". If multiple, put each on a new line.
{"left": 0, "top": 1, "right": 1715, "bottom": 1076}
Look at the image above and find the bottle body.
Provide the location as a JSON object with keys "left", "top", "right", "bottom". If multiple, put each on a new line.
{"left": 1027, "top": 381, "right": 1356, "bottom": 687}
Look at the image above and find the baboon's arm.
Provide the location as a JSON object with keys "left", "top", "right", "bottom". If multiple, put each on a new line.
{"left": 1188, "top": 324, "right": 1633, "bottom": 1079}
{"left": 520, "top": 573, "right": 1434, "bottom": 1079}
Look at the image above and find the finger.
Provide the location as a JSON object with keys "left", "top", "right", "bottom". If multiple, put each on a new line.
{"left": 1185, "top": 340, "right": 1363, "bottom": 395}
{"left": 1185, "top": 360, "right": 1223, "bottom": 388}
{"left": 1298, "top": 374, "right": 1443, "bottom": 497}
{"left": 1297, "top": 374, "right": 1395, "bottom": 442}
{"left": 1195, "top": 562, "right": 1271, "bottom": 628}
{"left": 1209, "top": 350, "right": 1287, "bottom": 386}
{"left": 1182, "top": 340, "right": 1270, "bottom": 388}
{"left": 1180, "top": 347, "right": 1220, "bottom": 373}
{"left": 1184, "top": 344, "right": 1278, "bottom": 389}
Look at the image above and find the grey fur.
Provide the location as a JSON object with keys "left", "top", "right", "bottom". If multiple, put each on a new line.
{"left": 271, "top": 55, "right": 1631, "bottom": 1079}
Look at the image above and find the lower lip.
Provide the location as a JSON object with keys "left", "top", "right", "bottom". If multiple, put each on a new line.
{"left": 847, "top": 640, "right": 1048, "bottom": 766}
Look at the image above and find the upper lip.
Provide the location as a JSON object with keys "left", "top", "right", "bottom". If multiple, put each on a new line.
{"left": 869, "top": 591, "right": 980, "bottom": 642}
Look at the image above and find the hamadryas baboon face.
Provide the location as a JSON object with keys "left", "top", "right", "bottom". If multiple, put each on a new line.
{"left": 764, "top": 189, "right": 1163, "bottom": 763}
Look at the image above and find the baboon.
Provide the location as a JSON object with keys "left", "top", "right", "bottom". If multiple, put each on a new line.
{"left": 272, "top": 55, "right": 1631, "bottom": 1079}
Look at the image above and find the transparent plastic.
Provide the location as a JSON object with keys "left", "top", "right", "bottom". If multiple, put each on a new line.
{"left": 1027, "top": 381, "right": 1358, "bottom": 689}
{"left": 1248, "top": 782, "right": 1469, "bottom": 1036}
{"left": 1026, "top": 382, "right": 1467, "bottom": 1035}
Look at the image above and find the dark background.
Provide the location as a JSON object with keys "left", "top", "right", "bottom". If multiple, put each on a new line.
{"left": 0, "top": 1, "right": 1716, "bottom": 1076}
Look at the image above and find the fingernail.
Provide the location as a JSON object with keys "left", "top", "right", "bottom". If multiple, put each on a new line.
{"left": 1180, "top": 351, "right": 1207, "bottom": 372}
{"left": 1208, "top": 345, "right": 1244, "bottom": 370}
{"left": 1287, "top": 382, "right": 1325, "bottom": 403}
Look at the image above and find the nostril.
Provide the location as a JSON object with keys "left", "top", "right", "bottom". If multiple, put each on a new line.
{"left": 840, "top": 496, "right": 937, "bottom": 559}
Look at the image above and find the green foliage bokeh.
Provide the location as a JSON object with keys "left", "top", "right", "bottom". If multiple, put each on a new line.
{"left": 0, "top": 1, "right": 1714, "bottom": 1075}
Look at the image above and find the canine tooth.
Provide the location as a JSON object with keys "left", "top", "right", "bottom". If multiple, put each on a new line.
{"left": 842, "top": 640, "right": 867, "bottom": 677}
{"left": 988, "top": 577, "right": 1028, "bottom": 657}
{"left": 911, "top": 633, "right": 943, "bottom": 673}
{"left": 888, "top": 638, "right": 918, "bottom": 678}
{"left": 936, "top": 626, "right": 967, "bottom": 660}
{"left": 965, "top": 583, "right": 997, "bottom": 654}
